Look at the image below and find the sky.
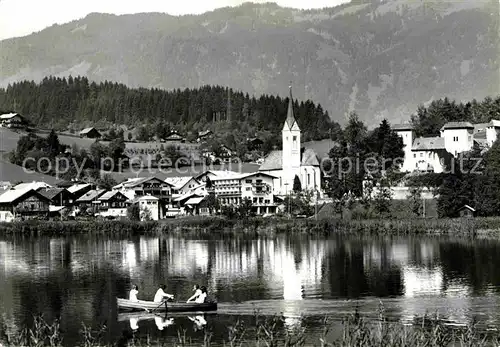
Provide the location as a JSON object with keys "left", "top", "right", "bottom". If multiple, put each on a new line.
{"left": 0, "top": 0, "right": 349, "bottom": 40}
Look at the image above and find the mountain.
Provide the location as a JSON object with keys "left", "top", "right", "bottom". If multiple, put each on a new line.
{"left": 0, "top": 0, "right": 498, "bottom": 126}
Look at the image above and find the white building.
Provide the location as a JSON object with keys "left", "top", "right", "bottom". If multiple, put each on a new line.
{"left": 259, "top": 87, "right": 322, "bottom": 197}
{"left": 165, "top": 176, "right": 200, "bottom": 197}
{"left": 137, "top": 195, "right": 160, "bottom": 221}
{"left": 394, "top": 120, "right": 500, "bottom": 173}
{"left": 212, "top": 172, "right": 278, "bottom": 215}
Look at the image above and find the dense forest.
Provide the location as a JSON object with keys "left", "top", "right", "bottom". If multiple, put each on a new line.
{"left": 0, "top": 76, "right": 337, "bottom": 148}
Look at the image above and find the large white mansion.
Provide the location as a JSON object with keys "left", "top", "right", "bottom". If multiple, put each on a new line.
{"left": 394, "top": 120, "right": 500, "bottom": 173}
{"left": 259, "top": 87, "right": 323, "bottom": 197}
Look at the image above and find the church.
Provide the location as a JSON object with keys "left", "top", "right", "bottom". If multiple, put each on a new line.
{"left": 258, "top": 87, "right": 323, "bottom": 197}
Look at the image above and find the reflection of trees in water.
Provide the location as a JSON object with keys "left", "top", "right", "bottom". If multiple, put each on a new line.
{"left": 326, "top": 242, "right": 403, "bottom": 298}
{"left": 438, "top": 240, "right": 500, "bottom": 295}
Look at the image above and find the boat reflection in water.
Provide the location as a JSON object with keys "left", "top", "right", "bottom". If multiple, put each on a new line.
{"left": 129, "top": 317, "right": 139, "bottom": 331}
{"left": 188, "top": 315, "right": 207, "bottom": 331}
{"left": 154, "top": 316, "right": 174, "bottom": 330}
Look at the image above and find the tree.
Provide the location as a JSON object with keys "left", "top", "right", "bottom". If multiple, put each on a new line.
{"left": 127, "top": 204, "right": 140, "bottom": 221}
{"left": 293, "top": 175, "right": 302, "bottom": 192}
{"left": 46, "top": 129, "right": 61, "bottom": 157}
{"left": 372, "top": 177, "right": 392, "bottom": 216}
{"left": 238, "top": 197, "right": 254, "bottom": 219}
{"left": 97, "top": 173, "right": 117, "bottom": 190}
{"left": 407, "top": 185, "right": 424, "bottom": 217}
{"left": 205, "top": 176, "right": 213, "bottom": 189}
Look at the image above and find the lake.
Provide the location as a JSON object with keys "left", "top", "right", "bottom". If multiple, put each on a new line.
{"left": 1, "top": 233, "right": 500, "bottom": 346}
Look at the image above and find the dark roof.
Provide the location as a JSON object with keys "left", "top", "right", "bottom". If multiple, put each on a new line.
{"left": 258, "top": 148, "right": 321, "bottom": 171}
{"left": 440, "top": 122, "right": 474, "bottom": 130}
{"left": 76, "top": 189, "right": 106, "bottom": 202}
{"left": 284, "top": 87, "right": 298, "bottom": 130}
{"left": 411, "top": 137, "right": 445, "bottom": 151}
{"left": 39, "top": 188, "right": 67, "bottom": 200}
{"left": 392, "top": 123, "right": 414, "bottom": 131}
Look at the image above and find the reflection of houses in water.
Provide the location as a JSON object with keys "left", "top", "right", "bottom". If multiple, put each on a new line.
{"left": 363, "top": 240, "right": 439, "bottom": 270}
{"left": 264, "top": 239, "right": 327, "bottom": 330}
{"left": 166, "top": 239, "right": 209, "bottom": 275}
{"left": 400, "top": 265, "right": 474, "bottom": 326}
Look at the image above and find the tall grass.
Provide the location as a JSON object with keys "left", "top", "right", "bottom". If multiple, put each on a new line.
{"left": 2, "top": 216, "right": 500, "bottom": 238}
{"left": 1, "top": 310, "right": 498, "bottom": 347}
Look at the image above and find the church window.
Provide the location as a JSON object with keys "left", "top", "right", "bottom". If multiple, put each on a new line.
{"left": 292, "top": 136, "right": 297, "bottom": 149}
{"left": 307, "top": 174, "right": 310, "bottom": 185}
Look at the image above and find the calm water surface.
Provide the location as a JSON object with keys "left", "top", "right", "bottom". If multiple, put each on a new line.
{"left": 1, "top": 233, "right": 500, "bottom": 345}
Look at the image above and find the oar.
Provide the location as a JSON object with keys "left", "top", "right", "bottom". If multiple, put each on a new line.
{"left": 144, "top": 300, "right": 166, "bottom": 313}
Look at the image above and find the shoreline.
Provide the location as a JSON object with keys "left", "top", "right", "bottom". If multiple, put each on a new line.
{"left": 0, "top": 216, "right": 498, "bottom": 238}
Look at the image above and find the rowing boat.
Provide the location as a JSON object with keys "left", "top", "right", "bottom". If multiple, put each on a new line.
{"left": 116, "top": 298, "right": 218, "bottom": 312}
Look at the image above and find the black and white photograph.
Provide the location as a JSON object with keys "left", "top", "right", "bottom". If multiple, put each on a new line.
{"left": 0, "top": 0, "right": 499, "bottom": 345}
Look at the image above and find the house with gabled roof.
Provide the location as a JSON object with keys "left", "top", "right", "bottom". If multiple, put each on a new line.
{"left": 79, "top": 127, "right": 101, "bottom": 139}
{"left": 96, "top": 190, "right": 130, "bottom": 218}
{"left": 0, "top": 113, "right": 27, "bottom": 128}
{"left": 39, "top": 188, "right": 74, "bottom": 207}
{"left": 165, "top": 176, "right": 200, "bottom": 197}
{"left": 112, "top": 176, "right": 173, "bottom": 218}
{"left": 0, "top": 188, "right": 50, "bottom": 222}
{"left": 258, "top": 86, "right": 322, "bottom": 197}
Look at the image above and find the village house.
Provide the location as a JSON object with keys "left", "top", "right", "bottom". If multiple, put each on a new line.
{"left": 165, "top": 176, "right": 201, "bottom": 197}
{"left": 79, "top": 127, "right": 101, "bottom": 139}
{"left": 39, "top": 187, "right": 74, "bottom": 206}
{"left": 136, "top": 195, "right": 160, "bottom": 220}
{"left": 184, "top": 196, "right": 210, "bottom": 216}
{"left": 212, "top": 172, "right": 278, "bottom": 215}
{"left": 0, "top": 113, "right": 27, "bottom": 128}
{"left": 96, "top": 191, "right": 130, "bottom": 218}
{"left": 247, "top": 137, "right": 264, "bottom": 151}
{"left": 112, "top": 176, "right": 172, "bottom": 218}
{"left": 0, "top": 188, "right": 50, "bottom": 222}
{"left": 74, "top": 189, "right": 106, "bottom": 216}
{"left": 164, "top": 131, "right": 185, "bottom": 142}
{"left": 67, "top": 183, "right": 93, "bottom": 200}
{"left": 195, "top": 170, "right": 240, "bottom": 184}
{"left": 259, "top": 86, "right": 323, "bottom": 197}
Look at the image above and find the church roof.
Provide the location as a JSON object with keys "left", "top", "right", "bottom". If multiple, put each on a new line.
{"left": 258, "top": 148, "right": 321, "bottom": 171}
{"left": 283, "top": 86, "right": 299, "bottom": 131}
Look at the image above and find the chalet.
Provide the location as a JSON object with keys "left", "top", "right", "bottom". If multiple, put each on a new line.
{"left": 197, "top": 130, "right": 213, "bottom": 142}
{"left": 164, "top": 131, "right": 185, "bottom": 143}
{"left": 96, "top": 191, "right": 129, "bottom": 218}
{"left": 74, "top": 189, "right": 106, "bottom": 216}
{"left": 79, "top": 127, "right": 101, "bottom": 139}
{"left": 184, "top": 196, "right": 210, "bottom": 216}
{"left": 112, "top": 176, "right": 172, "bottom": 218}
{"left": 202, "top": 145, "right": 234, "bottom": 163}
{"left": 459, "top": 205, "right": 475, "bottom": 218}
{"left": 165, "top": 176, "right": 200, "bottom": 196}
{"left": 0, "top": 113, "right": 27, "bottom": 128}
{"left": 39, "top": 188, "right": 74, "bottom": 206}
{"left": 67, "top": 183, "right": 92, "bottom": 200}
{"left": 0, "top": 188, "right": 50, "bottom": 222}
{"left": 247, "top": 137, "right": 264, "bottom": 151}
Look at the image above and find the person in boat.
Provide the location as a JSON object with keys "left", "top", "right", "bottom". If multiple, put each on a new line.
{"left": 154, "top": 284, "right": 174, "bottom": 302}
{"left": 129, "top": 285, "right": 139, "bottom": 302}
{"left": 195, "top": 286, "right": 207, "bottom": 303}
{"left": 186, "top": 284, "right": 202, "bottom": 303}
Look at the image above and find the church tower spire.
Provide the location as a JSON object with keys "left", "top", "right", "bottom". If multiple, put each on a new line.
{"left": 282, "top": 82, "right": 301, "bottom": 194}
{"left": 284, "top": 83, "right": 299, "bottom": 131}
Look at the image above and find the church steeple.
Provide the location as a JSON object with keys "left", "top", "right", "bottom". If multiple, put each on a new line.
{"left": 284, "top": 83, "right": 299, "bottom": 131}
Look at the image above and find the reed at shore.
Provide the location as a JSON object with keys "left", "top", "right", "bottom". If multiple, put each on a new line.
{"left": 1, "top": 311, "right": 498, "bottom": 347}
{"left": 2, "top": 216, "right": 500, "bottom": 238}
